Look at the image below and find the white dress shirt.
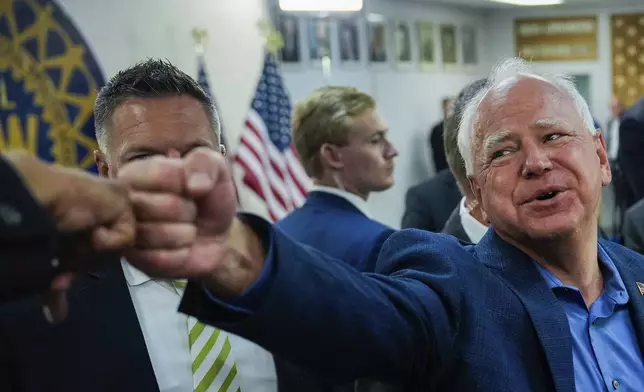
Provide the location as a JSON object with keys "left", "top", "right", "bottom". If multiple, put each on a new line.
{"left": 310, "top": 185, "right": 370, "bottom": 217}
{"left": 458, "top": 197, "right": 488, "bottom": 244}
{"left": 122, "top": 261, "right": 277, "bottom": 392}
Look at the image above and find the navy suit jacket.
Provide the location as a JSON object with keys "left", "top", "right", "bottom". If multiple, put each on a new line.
{"left": 618, "top": 97, "right": 644, "bottom": 209}
{"left": 401, "top": 169, "right": 462, "bottom": 232}
{"left": 276, "top": 191, "right": 395, "bottom": 272}
{"left": 0, "top": 261, "right": 319, "bottom": 392}
{"left": 179, "top": 217, "right": 644, "bottom": 392}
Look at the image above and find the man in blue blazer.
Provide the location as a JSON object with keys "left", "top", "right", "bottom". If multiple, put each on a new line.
{"left": 277, "top": 86, "right": 397, "bottom": 272}
{"left": 120, "top": 58, "right": 644, "bottom": 391}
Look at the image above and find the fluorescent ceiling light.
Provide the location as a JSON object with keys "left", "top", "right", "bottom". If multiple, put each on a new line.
{"left": 489, "top": 0, "right": 563, "bottom": 5}
{"left": 278, "top": 0, "right": 363, "bottom": 12}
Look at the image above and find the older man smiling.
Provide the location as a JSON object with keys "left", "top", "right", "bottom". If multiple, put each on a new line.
{"left": 120, "top": 57, "right": 644, "bottom": 391}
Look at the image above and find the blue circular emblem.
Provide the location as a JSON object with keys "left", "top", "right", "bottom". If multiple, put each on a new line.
{"left": 0, "top": 0, "right": 105, "bottom": 173}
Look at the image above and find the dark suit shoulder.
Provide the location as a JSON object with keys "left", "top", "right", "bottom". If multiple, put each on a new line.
{"left": 622, "top": 98, "right": 644, "bottom": 122}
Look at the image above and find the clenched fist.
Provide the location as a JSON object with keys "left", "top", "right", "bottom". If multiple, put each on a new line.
{"left": 118, "top": 147, "right": 262, "bottom": 295}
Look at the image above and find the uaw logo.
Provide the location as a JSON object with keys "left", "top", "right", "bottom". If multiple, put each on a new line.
{"left": 0, "top": 0, "right": 105, "bottom": 173}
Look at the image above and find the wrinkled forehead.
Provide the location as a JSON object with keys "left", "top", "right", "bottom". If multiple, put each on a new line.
{"left": 472, "top": 77, "right": 578, "bottom": 148}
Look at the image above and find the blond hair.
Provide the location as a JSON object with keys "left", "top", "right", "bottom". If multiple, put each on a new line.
{"left": 292, "top": 86, "right": 376, "bottom": 178}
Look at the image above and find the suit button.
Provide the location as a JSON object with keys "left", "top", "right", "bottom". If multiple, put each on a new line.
{"left": 612, "top": 379, "right": 620, "bottom": 389}
{"left": 0, "top": 204, "right": 22, "bottom": 226}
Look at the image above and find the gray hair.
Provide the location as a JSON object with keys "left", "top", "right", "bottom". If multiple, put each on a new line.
{"left": 457, "top": 57, "right": 597, "bottom": 175}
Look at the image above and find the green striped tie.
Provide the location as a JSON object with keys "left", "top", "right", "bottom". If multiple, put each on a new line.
{"left": 174, "top": 281, "right": 243, "bottom": 392}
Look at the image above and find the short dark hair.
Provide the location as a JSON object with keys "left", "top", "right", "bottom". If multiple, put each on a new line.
{"left": 94, "top": 58, "right": 220, "bottom": 149}
{"left": 444, "top": 79, "right": 488, "bottom": 194}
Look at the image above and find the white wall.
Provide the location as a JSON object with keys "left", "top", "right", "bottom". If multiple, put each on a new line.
{"left": 57, "top": 0, "right": 489, "bottom": 228}
{"left": 280, "top": 0, "right": 489, "bottom": 228}
{"left": 58, "top": 0, "right": 268, "bottom": 156}
{"left": 485, "top": 4, "right": 644, "bottom": 128}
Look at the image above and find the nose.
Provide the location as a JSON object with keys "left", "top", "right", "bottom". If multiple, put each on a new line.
{"left": 521, "top": 142, "right": 552, "bottom": 178}
{"left": 167, "top": 149, "right": 181, "bottom": 159}
{"left": 384, "top": 140, "right": 398, "bottom": 159}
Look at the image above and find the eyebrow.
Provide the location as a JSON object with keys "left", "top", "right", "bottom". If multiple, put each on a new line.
{"left": 533, "top": 118, "right": 569, "bottom": 129}
{"left": 483, "top": 130, "right": 512, "bottom": 153}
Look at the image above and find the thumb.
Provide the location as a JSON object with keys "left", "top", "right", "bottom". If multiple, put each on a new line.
{"left": 183, "top": 147, "right": 221, "bottom": 198}
{"left": 183, "top": 148, "right": 236, "bottom": 234}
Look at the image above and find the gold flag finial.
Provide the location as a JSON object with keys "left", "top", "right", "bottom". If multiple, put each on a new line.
{"left": 192, "top": 28, "right": 207, "bottom": 54}
{"left": 257, "top": 19, "right": 284, "bottom": 55}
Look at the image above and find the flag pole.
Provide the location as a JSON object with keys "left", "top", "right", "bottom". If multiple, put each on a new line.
{"left": 192, "top": 28, "right": 207, "bottom": 56}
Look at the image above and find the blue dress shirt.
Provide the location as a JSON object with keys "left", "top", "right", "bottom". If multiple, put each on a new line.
{"left": 535, "top": 245, "right": 644, "bottom": 391}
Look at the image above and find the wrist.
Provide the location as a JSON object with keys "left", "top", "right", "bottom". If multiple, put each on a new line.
{"left": 201, "top": 218, "right": 266, "bottom": 297}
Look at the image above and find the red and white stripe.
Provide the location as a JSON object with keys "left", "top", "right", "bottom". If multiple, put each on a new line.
{"left": 234, "top": 110, "right": 311, "bottom": 222}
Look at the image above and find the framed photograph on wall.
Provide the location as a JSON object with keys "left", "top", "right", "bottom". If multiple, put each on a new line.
{"left": 338, "top": 18, "right": 361, "bottom": 64}
{"left": 461, "top": 25, "right": 478, "bottom": 66}
{"left": 394, "top": 21, "right": 413, "bottom": 68}
{"left": 277, "top": 13, "right": 301, "bottom": 64}
{"left": 416, "top": 21, "right": 435, "bottom": 71}
{"left": 368, "top": 19, "right": 388, "bottom": 64}
{"left": 308, "top": 17, "right": 332, "bottom": 62}
{"left": 440, "top": 24, "right": 458, "bottom": 70}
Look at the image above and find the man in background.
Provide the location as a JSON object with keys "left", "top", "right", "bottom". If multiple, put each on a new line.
{"left": 441, "top": 79, "right": 489, "bottom": 242}
{"left": 277, "top": 86, "right": 397, "bottom": 272}
{"left": 401, "top": 95, "right": 460, "bottom": 232}
{"left": 428, "top": 97, "right": 454, "bottom": 172}
{"left": 622, "top": 197, "right": 644, "bottom": 254}
{"left": 617, "top": 97, "right": 644, "bottom": 210}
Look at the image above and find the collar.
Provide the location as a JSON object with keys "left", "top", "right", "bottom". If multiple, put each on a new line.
{"left": 310, "top": 185, "right": 370, "bottom": 218}
{"left": 458, "top": 197, "right": 488, "bottom": 243}
{"left": 121, "top": 260, "right": 152, "bottom": 287}
{"left": 534, "top": 244, "right": 630, "bottom": 305}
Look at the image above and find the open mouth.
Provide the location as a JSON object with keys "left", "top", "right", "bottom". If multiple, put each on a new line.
{"left": 535, "top": 191, "right": 559, "bottom": 201}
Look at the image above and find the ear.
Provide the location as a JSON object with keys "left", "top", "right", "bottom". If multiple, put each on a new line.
{"left": 593, "top": 131, "right": 612, "bottom": 186}
{"left": 319, "top": 143, "right": 345, "bottom": 171}
{"left": 94, "top": 150, "right": 111, "bottom": 178}
{"left": 468, "top": 175, "right": 488, "bottom": 222}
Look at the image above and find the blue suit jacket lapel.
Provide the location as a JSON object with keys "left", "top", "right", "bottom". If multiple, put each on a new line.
{"left": 475, "top": 230, "right": 574, "bottom": 392}
{"left": 601, "top": 241, "right": 644, "bottom": 353}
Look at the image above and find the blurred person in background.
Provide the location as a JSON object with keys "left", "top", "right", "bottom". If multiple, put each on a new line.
{"left": 441, "top": 79, "right": 489, "bottom": 243}
{"left": 617, "top": 97, "right": 644, "bottom": 211}
{"left": 402, "top": 96, "right": 461, "bottom": 232}
{"left": 277, "top": 86, "right": 397, "bottom": 273}
{"left": 428, "top": 97, "right": 454, "bottom": 172}
{"left": 622, "top": 197, "right": 644, "bottom": 254}
{"left": 605, "top": 96, "right": 624, "bottom": 162}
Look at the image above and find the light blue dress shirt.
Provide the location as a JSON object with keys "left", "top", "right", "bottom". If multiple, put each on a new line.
{"left": 535, "top": 245, "right": 644, "bottom": 391}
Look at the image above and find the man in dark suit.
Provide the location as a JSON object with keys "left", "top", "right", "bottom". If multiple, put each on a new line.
{"left": 427, "top": 97, "right": 454, "bottom": 172}
{"left": 622, "top": 197, "right": 644, "bottom": 254}
{"left": 0, "top": 151, "right": 133, "bottom": 313}
{"left": 278, "top": 86, "right": 397, "bottom": 272}
{"left": 440, "top": 79, "right": 489, "bottom": 242}
{"left": 401, "top": 168, "right": 461, "bottom": 232}
{"left": 120, "top": 57, "right": 644, "bottom": 391}
{"left": 0, "top": 59, "right": 303, "bottom": 392}
{"left": 617, "top": 97, "right": 644, "bottom": 210}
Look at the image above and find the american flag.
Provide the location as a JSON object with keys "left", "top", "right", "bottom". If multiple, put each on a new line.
{"left": 197, "top": 55, "right": 226, "bottom": 147}
{"left": 234, "top": 54, "right": 311, "bottom": 222}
